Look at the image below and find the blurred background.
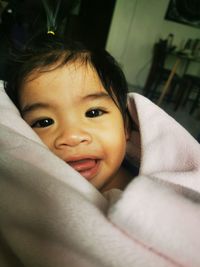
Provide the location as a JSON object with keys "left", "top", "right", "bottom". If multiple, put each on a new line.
{"left": 0, "top": 0, "right": 200, "bottom": 140}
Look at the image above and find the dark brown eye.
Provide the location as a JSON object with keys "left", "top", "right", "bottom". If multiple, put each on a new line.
{"left": 31, "top": 118, "right": 54, "bottom": 128}
{"left": 85, "top": 109, "right": 106, "bottom": 118}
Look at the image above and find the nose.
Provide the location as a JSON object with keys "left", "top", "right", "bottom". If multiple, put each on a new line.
{"left": 54, "top": 125, "right": 92, "bottom": 149}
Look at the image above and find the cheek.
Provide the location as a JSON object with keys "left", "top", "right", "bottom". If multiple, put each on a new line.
{"left": 98, "top": 122, "right": 127, "bottom": 163}
{"left": 112, "top": 131, "right": 127, "bottom": 162}
{"left": 33, "top": 130, "right": 53, "bottom": 150}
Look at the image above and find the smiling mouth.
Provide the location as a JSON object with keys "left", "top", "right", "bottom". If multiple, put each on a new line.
{"left": 67, "top": 158, "right": 100, "bottom": 180}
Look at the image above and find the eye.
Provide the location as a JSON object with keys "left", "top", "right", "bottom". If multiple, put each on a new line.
{"left": 31, "top": 118, "right": 54, "bottom": 128}
{"left": 85, "top": 108, "right": 107, "bottom": 118}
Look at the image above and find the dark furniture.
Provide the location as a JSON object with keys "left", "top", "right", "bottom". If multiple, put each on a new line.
{"left": 143, "top": 39, "right": 179, "bottom": 102}
{"left": 174, "top": 74, "right": 200, "bottom": 114}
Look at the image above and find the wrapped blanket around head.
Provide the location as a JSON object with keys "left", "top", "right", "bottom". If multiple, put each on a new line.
{"left": 1, "top": 80, "right": 200, "bottom": 267}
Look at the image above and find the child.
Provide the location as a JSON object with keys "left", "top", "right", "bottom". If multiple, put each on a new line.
{"left": 5, "top": 34, "right": 138, "bottom": 193}
{"left": 2, "top": 34, "right": 200, "bottom": 267}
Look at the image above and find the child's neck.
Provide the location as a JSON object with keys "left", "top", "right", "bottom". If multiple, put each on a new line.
{"left": 101, "top": 166, "right": 133, "bottom": 193}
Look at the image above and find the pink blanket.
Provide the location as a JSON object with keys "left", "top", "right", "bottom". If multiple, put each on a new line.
{"left": 0, "top": 81, "right": 200, "bottom": 267}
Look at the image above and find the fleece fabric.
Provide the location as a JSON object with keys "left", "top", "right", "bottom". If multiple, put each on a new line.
{"left": 0, "top": 81, "right": 200, "bottom": 267}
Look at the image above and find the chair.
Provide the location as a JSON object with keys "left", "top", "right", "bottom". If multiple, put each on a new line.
{"left": 143, "top": 39, "right": 179, "bottom": 102}
{"left": 174, "top": 74, "right": 200, "bottom": 114}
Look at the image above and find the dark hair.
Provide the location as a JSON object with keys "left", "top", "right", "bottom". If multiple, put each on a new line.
{"left": 4, "top": 34, "right": 128, "bottom": 120}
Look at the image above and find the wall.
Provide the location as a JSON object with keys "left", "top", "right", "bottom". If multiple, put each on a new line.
{"left": 106, "top": 0, "right": 200, "bottom": 89}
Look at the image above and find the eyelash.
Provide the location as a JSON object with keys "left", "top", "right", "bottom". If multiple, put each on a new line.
{"left": 30, "top": 108, "right": 108, "bottom": 128}
{"left": 85, "top": 108, "right": 108, "bottom": 118}
{"left": 31, "top": 118, "right": 54, "bottom": 128}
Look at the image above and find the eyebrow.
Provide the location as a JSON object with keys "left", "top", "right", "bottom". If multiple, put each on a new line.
{"left": 21, "top": 102, "right": 51, "bottom": 116}
{"left": 82, "top": 92, "right": 110, "bottom": 100}
{"left": 21, "top": 92, "right": 111, "bottom": 116}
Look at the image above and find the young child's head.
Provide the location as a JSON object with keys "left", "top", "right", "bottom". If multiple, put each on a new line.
{"left": 5, "top": 35, "right": 131, "bottom": 192}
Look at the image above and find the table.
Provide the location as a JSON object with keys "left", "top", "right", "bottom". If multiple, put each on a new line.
{"left": 157, "top": 51, "right": 200, "bottom": 106}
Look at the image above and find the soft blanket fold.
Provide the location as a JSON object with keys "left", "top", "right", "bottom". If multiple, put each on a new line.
{"left": 0, "top": 81, "right": 200, "bottom": 267}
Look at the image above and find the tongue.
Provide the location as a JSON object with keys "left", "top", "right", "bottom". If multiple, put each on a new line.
{"left": 68, "top": 159, "right": 96, "bottom": 171}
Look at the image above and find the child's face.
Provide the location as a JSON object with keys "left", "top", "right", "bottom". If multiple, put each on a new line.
{"left": 19, "top": 62, "right": 129, "bottom": 191}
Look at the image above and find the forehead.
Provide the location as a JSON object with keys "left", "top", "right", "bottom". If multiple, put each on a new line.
{"left": 23, "top": 61, "right": 104, "bottom": 94}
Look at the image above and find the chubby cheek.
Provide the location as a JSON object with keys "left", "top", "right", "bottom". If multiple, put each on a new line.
{"left": 111, "top": 135, "right": 127, "bottom": 166}
{"left": 100, "top": 124, "right": 127, "bottom": 167}
{"left": 34, "top": 131, "right": 54, "bottom": 151}
{"left": 91, "top": 125, "right": 127, "bottom": 190}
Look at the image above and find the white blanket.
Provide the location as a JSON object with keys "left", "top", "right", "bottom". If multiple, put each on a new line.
{"left": 0, "top": 81, "right": 200, "bottom": 267}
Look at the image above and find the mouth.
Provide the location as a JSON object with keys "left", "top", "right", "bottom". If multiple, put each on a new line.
{"left": 67, "top": 158, "right": 100, "bottom": 181}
